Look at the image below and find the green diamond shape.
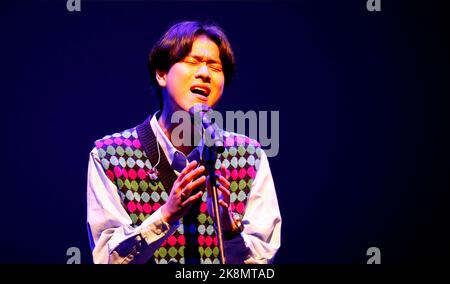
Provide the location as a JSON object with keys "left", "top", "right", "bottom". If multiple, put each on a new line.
{"left": 159, "top": 247, "right": 167, "bottom": 258}
{"left": 134, "top": 149, "right": 143, "bottom": 159}
{"left": 213, "top": 247, "right": 219, "bottom": 257}
{"left": 131, "top": 180, "right": 139, "bottom": 191}
{"left": 125, "top": 147, "right": 134, "bottom": 157}
{"left": 179, "top": 246, "right": 185, "bottom": 257}
{"left": 198, "top": 213, "right": 207, "bottom": 224}
{"left": 221, "top": 149, "right": 228, "bottom": 158}
{"left": 238, "top": 180, "right": 246, "bottom": 190}
{"left": 247, "top": 178, "right": 254, "bottom": 189}
{"left": 139, "top": 181, "right": 148, "bottom": 191}
{"left": 116, "top": 146, "right": 124, "bottom": 156}
{"left": 149, "top": 181, "right": 158, "bottom": 191}
{"left": 117, "top": 179, "right": 124, "bottom": 189}
{"left": 130, "top": 214, "right": 138, "bottom": 224}
{"left": 124, "top": 179, "right": 131, "bottom": 190}
{"left": 205, "top": 247, "right": 212, "bottom": 257}
{"left": 168, "top": 247, "right": 178, "bottom": 258}
{"left": 106, "top": 145, "right": 116, "bottom": 155}
{"left": 230, "top": 181, "right": 238, "bottom": 192}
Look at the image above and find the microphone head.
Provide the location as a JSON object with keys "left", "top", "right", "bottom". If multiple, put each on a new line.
{"left": 188, "top": 104, "right": 224, "bottom": 153}
{"left": 188, "top": 103, "right": 210, "bottom": 115}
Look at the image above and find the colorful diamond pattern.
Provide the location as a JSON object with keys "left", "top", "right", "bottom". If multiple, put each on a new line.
{"left": 95, "top": 128, "right": 261, "bottom": 264}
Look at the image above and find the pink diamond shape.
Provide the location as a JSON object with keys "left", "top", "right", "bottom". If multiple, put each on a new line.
{"left": 95, "top": 141, "right": 103, "bottom": 148}
{"left": 128, "top": 169, "right": 137, "bottom": 180}
{"left": 198, "top": 235, "right": 205, "bottom": 246}
{"left": 247, "top": 167, "right": 256, "bottom": 179}
{"left": 238, "top": 168, "right": 247, "bottom": 179}
{"left": 205, "top": 236, "right": 212, "bottom": 246}
{"left": 167, "top": 235, "right": 177, "bottom": 246}
{"left": 143, "top": 203, "right": 152, "bottom": 214}
{"left": 236, "top": 202, "right": 245, "bottom": 214}
{"left": 132, "top": 139, "right": 141, "bottom": 148}
{"left": 231, "top": 169, "right": 238, "bottom": 180}
{"left": 137, "top": 168, "right": 147, "bottom": 180}
{"left": 127, "top": 201, "right": 136, "bottom": 213}
{"left": 114, "top": 166, "right": 122, "bottom": 178}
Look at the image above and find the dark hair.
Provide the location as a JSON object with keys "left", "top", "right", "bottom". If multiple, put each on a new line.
{"left": 148, "top": 21, "right": 236, "bottom": 106}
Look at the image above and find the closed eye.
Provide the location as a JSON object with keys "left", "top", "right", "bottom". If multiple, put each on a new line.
{"left": 208, "top": 64, "right": 223, "bottom": 72}
{"left": 183, "top": 57, "right": 201, "bottom": 65}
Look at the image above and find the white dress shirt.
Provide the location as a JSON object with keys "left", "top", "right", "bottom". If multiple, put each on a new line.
{"left": 87, "top": 114, "right": 282, "bottom": 264}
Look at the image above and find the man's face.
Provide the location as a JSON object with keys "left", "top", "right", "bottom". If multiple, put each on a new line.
{"left": 157, "top": 35, "right": 225, "bottom": 112}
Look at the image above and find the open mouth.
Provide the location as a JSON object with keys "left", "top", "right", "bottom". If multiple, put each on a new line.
{"left": 190, "top": 85, "right": 211, "bottom": 98}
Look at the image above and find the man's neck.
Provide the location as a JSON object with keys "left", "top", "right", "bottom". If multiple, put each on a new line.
{"left": 158, "top": 107, "right": 195, "bottom": 156}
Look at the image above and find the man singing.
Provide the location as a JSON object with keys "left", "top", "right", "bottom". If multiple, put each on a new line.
{"left": 87, "top": 21, "right": 281, "bottom": 264}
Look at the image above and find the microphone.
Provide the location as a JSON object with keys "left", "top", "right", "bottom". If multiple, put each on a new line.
{"left": 188, "top": 104, "right": 224, "bottom": 154}
{"left": 189, "top": 103, "right": 226, "bottom": 264}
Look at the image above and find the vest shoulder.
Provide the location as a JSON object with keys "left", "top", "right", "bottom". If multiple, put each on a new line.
{"left": 94, "top": 127, "right": 138, "bottom": 149}
{"left": 222, "top": 131, "right": 261, "bottom": 148}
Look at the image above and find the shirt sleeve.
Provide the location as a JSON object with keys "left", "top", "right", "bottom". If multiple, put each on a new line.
{"left": 224, "top": 149, "right": 282, "bottom": 264}
{"left": 86, "top": 148, "right": 179, "bottom": 264}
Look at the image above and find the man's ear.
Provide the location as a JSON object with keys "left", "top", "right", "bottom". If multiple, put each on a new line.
{"left": 156, "top": 70, "right": 167, "bottom": 87}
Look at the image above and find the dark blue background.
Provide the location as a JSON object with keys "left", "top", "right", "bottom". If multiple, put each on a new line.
{"left": 1, "top": 0, "right": 448, "bottom": 264}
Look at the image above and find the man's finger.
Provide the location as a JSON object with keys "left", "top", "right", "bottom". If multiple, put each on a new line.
{"left": 218, "top": 175, "right": 230, "bottom": 188}
{"left": 218, "top": 184, "right": 231, "bottom": 199}
{"left": 179, "top": 160, "right": 198, "bottom": 180}
{"left": 181, "top": 191, "right": 204, "bottom": 207}
{"left": 184, "top": 175, "right": 206, "bottom": 195}
{"left": 179, "top": 165, "right": 205, "bottom": 188}
{"left": 219, "top": 199, "right": 229, "bottom": 209}
{"left": 220, "top": 165, "right": 228, "bottom": 179}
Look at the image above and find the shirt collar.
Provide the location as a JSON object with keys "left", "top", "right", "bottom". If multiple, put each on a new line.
{"left": 149, "top": 111, "right": 204, "bottom": 167}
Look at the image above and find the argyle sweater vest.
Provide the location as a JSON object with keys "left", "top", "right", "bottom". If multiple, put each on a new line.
{"left": 95, "top": 116, "right": 261, "bottom": 264}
